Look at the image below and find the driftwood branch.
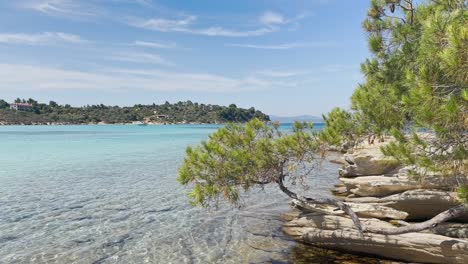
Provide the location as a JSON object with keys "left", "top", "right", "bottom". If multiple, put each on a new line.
{"left": 274, "top": 156, "right": 466, "bottom": 236}
{"left": 276, "top": 175, "right": 363, "bottom": 232}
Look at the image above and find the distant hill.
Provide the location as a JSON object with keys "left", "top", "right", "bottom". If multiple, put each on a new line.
{"left": 0, "top": 98, "right": 270, "bottom": 125}
{"left": 269, "top": 115, "right": 324, "bottom": 124}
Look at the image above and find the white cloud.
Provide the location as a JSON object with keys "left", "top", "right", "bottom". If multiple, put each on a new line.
{"left": 192, "top": 27, "right": 275, "bottom": 37}
{"left": 132, "top": 41, "right": 177, "bottom": 49}
{"left": 21, "top": 0, "right": 98, "bottom": 18}
{"left": 259, "top": 11, "right": 286, "bottom": 25}
{"left": 109, "top": 52, "right": 173, "bottom": 66}
{"left": 257, "top": 70, "right": 307, "bottom": 78}
{"left": 0, "top": 32, "right": 86, "bottom": 45}
{"left": 226, "top": 42, "right": 335, "bottom": 50}
{"left": 0, "top": 64, "right": 275, "bottom": 93}
{"left": 130, "top": 15, "right": 277, "bottom": 37}
{"left": 135, "top": 16, "right": 197, "bottom": 32}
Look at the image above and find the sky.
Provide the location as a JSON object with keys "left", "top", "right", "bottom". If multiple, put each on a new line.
{"left": 0, "top": 0, "right": 371, "bottom": 116}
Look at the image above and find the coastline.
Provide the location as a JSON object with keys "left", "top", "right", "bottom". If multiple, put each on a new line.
{"left": 0, "top": 121, "right": 221, "bottom": 126}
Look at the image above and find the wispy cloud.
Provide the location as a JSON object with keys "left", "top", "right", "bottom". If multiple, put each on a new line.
{"left": 130, "top": 15, "right": 277, "bottom": 37}
{"left": 226, "top": 42, "right": 335, "bottom": 50}
{"left": 132, "top": 41, "right": 177, "bottom": 49}
{"left": 21, "top": 0, "right": 99, "bottom": 18}
{"left": 257, "top": 70, "right": 308, "bottom": 78}
{"left": 0, "top": 32, "right": 87, "bottom": 45}
{"left": 259, "top": 11, "right": 287, "bottom": 25}
{"left": 109, "top": 52, "right": 173, "bottom": 66}
{"left": 134, "top": 16, "right": 197, "bottom": 32}
{"left": 0, "top": 64, "right": 274, "bottom": 93}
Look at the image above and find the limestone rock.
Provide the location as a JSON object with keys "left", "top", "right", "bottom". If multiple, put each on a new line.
{"left": 283, "top": 212, "right": 468, "bottom": 264}
{"left": 345, "top": 189, "right": 467, "bottom": 221}
{"left": 339, "top": 147, "right": 400, "bottom": 177}
{"left": 331, "top": 186, "right": 348, "bottom": 196}
{"left": 339, "top": 169, "right": 457, "bottom": 197}
{"left": 340, "top": 175, "right": 421, "bottom": 197}
{"left": 291, "top": 199, "right": 408, "bottom": 220}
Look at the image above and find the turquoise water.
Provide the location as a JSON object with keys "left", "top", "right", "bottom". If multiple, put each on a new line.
{"left": 0, "top": 124, "right": 341, "bottom": 263}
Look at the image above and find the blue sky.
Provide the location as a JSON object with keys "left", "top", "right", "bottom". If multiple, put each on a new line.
{"left": 0, "top": 0, "right": 371, "bottom": 116}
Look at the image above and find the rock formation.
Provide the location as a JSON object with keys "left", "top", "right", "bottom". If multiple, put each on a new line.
{"left": 283, "top": 142, "right": 468, "bottom": 263}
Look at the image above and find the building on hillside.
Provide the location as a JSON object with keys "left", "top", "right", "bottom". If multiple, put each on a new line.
{"left": 155, "top": 114, "right": 169, "bottom": 119}
{"left": 10, "top": 103, "right": 33, "bottom": 111}
{"left": 153, "top": 111, "right": 169, "bottom": 119}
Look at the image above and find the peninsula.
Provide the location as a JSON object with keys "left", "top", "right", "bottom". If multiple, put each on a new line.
{"left": 0, "top": 99, "right": 269, "bottom": 125}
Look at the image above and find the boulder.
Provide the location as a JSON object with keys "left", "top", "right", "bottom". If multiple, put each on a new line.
{"left": 345, "top": 189, "right": 468, "bottom": 221}
{"left": 339, "top": 147, "right": 400, "bottom": 177}
{"left": 283, "top": 212, "right": 468, "bottom": 264}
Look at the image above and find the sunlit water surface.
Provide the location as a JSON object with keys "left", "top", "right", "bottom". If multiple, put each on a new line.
{"left": 0, "top": 124, "right": 384, "bottom": 263}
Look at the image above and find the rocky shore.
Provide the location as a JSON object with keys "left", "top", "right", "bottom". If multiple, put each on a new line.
{"left": 283, "top": 142, "right": 468, "bottom": 263}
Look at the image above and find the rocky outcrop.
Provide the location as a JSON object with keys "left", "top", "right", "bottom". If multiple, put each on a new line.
{"left": 291, "top": 199, "right": 408, "bottom": 220}
{"left": 283, "top": 212, "right": 468, "bottom": 264}
{"left": 345, "top": 189, "right": 467, "bottom": 220}
{"left": 341, "top": 174, "right": 421, "bottom": 197}
{"left": 283, "top": 142, "right": 468, "bottom": 263}
{"left": 339, "top": 147, "right": 400, "bottom": 177}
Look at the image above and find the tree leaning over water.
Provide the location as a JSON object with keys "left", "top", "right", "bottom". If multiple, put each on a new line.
{"left": 178, "top": 120, "right": 364, "bottom": 231}
{"left": 178, "top": 0, "right": 467, "bottom": 234}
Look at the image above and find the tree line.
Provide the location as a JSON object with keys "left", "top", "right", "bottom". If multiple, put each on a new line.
{"left": 0, "top": 99, "right": 270, "bottom": 124}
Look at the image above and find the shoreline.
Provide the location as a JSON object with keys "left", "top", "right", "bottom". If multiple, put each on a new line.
{"left": 0, "top": 122, "right": 221, "bottom": 126}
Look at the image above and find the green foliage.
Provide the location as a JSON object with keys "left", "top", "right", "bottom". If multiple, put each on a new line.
{"left": 0, "top": 98, "right": 269, "bottom": 125}
{"left": 325, "top": 0, "right": 467, "bottom": 199}
{"left": 319, "top": 108, "right": 364, "bottom": 149}
{"left": 0, "top": 99, "right": 9, "bottom": 109}
{"left": 458, "top": 185, "right": 468, "bottom": 204}
{"left": 218, "top": 104, "right": 267, "bottom": 123}
{"left": 379, "top": 1, "right": 466, "bottom": 177}
{"left": 178, "top": 119, "right": 320, "bottom": 208}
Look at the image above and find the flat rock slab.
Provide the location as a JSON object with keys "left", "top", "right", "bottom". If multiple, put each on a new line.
{"left": 341, "top": 175, "right": 422, "bottom": 197}
{"left": 291, "top": 199, "right": 408, "bottom": 220}
{"left": 345, "top": 189, "right": 468, "bottom": 221}
{"left": 283, "top": 213, "right": 468, "bottom": 264}
{"left": 339, "top": 147, "right": 400, "bottom": 177}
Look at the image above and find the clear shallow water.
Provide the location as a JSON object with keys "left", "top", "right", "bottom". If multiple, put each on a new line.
{"left": 0, "top": 124, "right": 354, "bottom": 263}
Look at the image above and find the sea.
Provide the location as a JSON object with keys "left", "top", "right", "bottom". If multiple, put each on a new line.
{"left": 0, "top": 124, "right": 383, "bottom": 264}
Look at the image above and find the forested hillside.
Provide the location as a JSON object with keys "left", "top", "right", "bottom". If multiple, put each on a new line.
{"left": 0, "top": 99, "right": 269, "bottom": 125}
